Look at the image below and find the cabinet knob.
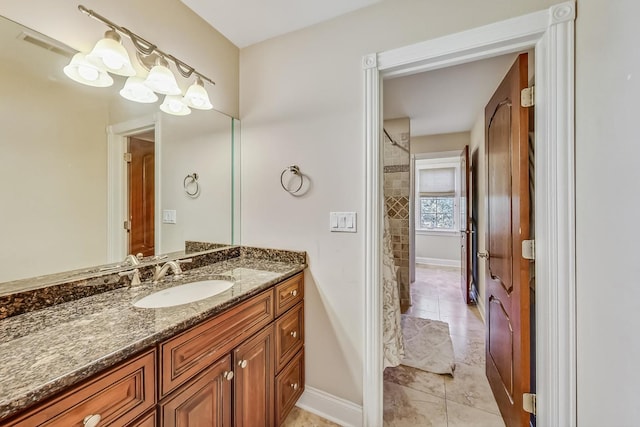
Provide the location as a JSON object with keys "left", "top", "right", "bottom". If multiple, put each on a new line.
{"left": 290, "top": 383, "right": 299, "bottom": 390}
{"left": 238, "top": 359, "right": 248, "bottom": 369}
{"left": 290, "top": 330, "right": 297, "bottom": 338}
{"left": 83, "top": 414, "right": 101, "bottom": 427}
{"left": 290, "top": 289, "right": 298, "bottom": 297}
{"left": 223, "top": 371, "right": 234, "bottom": 381}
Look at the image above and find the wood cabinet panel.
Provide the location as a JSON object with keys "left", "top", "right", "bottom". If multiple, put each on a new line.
{"left": 274, "top": 274, "right": 304, "bottom": 317}
{"left": 160, "top": 289, "right": 274, "bottom": 397}
{"left": 233, "top": 325, "right": 275, "bottom": 427}
{"left": 127, "top": 409, "right": 156, "bottom": 427}
{"left": 5, "top": 350, "right": 156, "bottom": 427}
{"left": 160, "top": 355, "right": 232, "bottom": 427}
{"left": 275, "top": 302, "right": 304, "bottom": 373}
{"left": 275, "top": 349, "right": 304, "bottom": 426}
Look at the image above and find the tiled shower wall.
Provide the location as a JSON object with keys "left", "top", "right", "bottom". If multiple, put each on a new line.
{"left": 383, "top": 118, "right": 410, "bottom": 311}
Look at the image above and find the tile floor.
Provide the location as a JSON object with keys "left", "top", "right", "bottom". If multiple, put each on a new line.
{"left": 383, "top": 264, "right": 505, "bottom": 427}
{"left": 283, "top": 264, "right": 505, "bottom": 427}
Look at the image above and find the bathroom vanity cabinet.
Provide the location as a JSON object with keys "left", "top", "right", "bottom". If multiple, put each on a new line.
{"left": 1, "top": 272, "right": 305, "bottom": 427}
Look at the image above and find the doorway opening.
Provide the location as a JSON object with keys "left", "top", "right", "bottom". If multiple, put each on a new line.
{"left": 363, "top": 3, "right": 576, "bottom": 426}
{"left": 127, "top": 130, "right": 156, "bottom": 257}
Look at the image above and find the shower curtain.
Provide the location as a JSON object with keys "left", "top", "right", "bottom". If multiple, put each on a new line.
{"left": 383, "top": 210, "right": 405, "bottom": 368}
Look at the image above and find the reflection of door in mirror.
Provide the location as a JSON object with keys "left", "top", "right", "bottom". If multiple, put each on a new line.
{"left": 128, "top": 133, "right": 155, "bottom": 257}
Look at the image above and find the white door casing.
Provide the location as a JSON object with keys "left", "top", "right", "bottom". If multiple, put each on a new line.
{"left": 362, "top": 2, "right": 576, "bottom": 426}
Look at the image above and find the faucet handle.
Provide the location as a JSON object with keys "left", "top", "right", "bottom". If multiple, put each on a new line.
{"left": 177, "top": 258, "right": 193, "bottom": 264}
{"left": 118, "top": 268, "right": 141, "bottom": 286}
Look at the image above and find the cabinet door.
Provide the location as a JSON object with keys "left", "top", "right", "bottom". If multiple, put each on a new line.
{"left": 160, "top": 355, "right": 232, "bottom": 427}
{"left": 233, "top": 325, "right": 275, "bottom": 427}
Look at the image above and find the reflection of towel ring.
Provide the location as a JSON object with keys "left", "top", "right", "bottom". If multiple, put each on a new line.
{"left": 184, "top": 173, "right": 200, "bottom": 197}
{"left": 280, "top": 165, "right": 304, "bottom": 194}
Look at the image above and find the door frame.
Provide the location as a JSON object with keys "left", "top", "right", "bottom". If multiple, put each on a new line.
{"left": 107, "top": 114, "right": 163, "bottom": 262}
{"left": 362, "top": 2, "right": 576, "bottom": 426}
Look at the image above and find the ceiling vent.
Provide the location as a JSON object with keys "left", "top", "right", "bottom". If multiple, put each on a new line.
{"left": 17, "top": 31, "right": 76, "bottom": 58}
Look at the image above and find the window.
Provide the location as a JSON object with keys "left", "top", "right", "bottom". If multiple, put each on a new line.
{"left": 415, "top": 159, "right": 459, "bottom": 232}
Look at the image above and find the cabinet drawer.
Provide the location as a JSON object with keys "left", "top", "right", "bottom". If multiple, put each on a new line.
{"left": 127, "top": 409, "right": 156, "bottom": 427}
{"left": 275, "top": 349, "right": 304, "bottom": 426}
{"left": 160, "top": 289, "right": 274, "bottom": 397}
{"left": 6, "top": 349, "right": 156, "bottom": 427}
{"left": 274, "top": 273, "right": 304, "bottom": 317}
{"left": 275, "top": 302, "right": 304, "bottom": 373}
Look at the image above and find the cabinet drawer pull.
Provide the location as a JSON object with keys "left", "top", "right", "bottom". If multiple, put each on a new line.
{"left": 290, "top": 289, "right": 298, "bottom": 297}
{"left": 290, "top": 330, "right": 297, "bottom": 338}
{"left": 223, "top": 371, "right": 234, "bottom": 381}
{"left": 290, "top": 382, "right": 299, "bottom": 390}
{"left": 83, "top": 414, "right": 102, "bottom": 427}
{"left": 238, "top": 359, "right": 248, "bottom": 369}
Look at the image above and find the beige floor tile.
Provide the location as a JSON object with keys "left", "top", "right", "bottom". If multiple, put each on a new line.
{"left": 441, "top": 313, "right": 485, "bottom": 338}
{"left": 404, "top": 306, "right": 439, "bottom": 320}
{"left": 384, "top": 364, "right": 446, "bottom": 398}
{"left": 444, "top": 362, "right": 501, "bottom": 415}
{"left": 450, "top": 333, "right": 485, "bottom": 367}
{"left": 383, "top": 382, "right": 448, "bottom": 427}
{"left": 281, "top": 406, "right": 340, "bottom": 427}
{"left": 446, "top": 400, "right": 506, "bottom": 427}
{"left": 410, "top": 296, "right": 440, "bottom": 313}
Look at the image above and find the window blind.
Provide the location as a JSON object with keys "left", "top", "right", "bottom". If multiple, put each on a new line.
{"left": 419, "top": 167, "right": 455, "bottom": 196}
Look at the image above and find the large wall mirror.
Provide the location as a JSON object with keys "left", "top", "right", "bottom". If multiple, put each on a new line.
{"left": 0, "top": 15, "right": 240, "bottom": 285}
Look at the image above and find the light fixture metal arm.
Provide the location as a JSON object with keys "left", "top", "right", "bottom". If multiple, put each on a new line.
{"left": 77, "top": 4, "right": 215, "bottom": 85}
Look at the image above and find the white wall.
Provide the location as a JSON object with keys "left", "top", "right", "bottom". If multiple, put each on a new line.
{"left": 411, "top": 131, "right": 469, "bottom": 154}
{"left": 575, "top": 1, "right": 640, "bottom": 425}
{"left": 240, "top": 0, "right": 561, "bottom": 408}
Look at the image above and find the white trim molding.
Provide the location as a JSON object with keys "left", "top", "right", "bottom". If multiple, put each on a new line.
{"left": 363, "top": 2, "right": 576, "bottom": 426}
{"left": 296, "top": 386, "right": 363, "bottom": 427}
{"left": 415, "top": 257, "right": 461, "bottom": 268}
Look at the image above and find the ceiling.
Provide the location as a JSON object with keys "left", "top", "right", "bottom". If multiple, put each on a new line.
{"left": 384, "top": 53, "right": 519, "bottom": 137}
{"left": 181, "top": 0, "right": 382, "bottom": 48}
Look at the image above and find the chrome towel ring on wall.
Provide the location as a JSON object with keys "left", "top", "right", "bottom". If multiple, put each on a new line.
{"left": 280, "top": 165, "right": 304, "bottom": 194}
{"left": 184, "top": 173, "right": 200, "bottom": 197}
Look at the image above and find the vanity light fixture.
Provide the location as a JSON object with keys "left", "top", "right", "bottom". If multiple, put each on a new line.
{"left": 86, "top": 30, "right": 135, "bottom": 76}
{"left": 120, "top": 76, "right": 158, "bottom": 103}
{"left": 65, "top": 5, "right": 216, "bottom": 116}
{"left": 63, "top": 52, "right": 113, "bottom": 87}
{"left": 160, "top": 95, "right": 191, "bottom": 116}
{"left": 183, "top": 76, "right": 213, "bottom": 110}
{"left": 144, "top": 56, "right": 182, "bottom": 95}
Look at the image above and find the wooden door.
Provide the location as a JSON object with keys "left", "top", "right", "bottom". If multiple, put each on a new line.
{"left": 459, "top": 145, "right": 472, "bottom": 303}
{"left": 160, "top": 355, "right": 232, "bottom": 427}
{"left": 128, "top": 136, "right": 154, "bottom": 257}
{"left": 485, "top": 53, "right": 532, "bottom": 427}
{"left": 233, "top": 325, "right": 275, "bottom": 427}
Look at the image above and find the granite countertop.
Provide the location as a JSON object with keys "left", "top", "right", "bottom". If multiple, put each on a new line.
{"left": 0, "top": 256, "right": 305, "bottom": 421}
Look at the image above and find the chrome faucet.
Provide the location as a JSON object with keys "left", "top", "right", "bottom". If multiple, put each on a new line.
{"left": 118, "top": 268, "right": 141, "bottom": 286}
{"left": 153, "top": 259, "right": 192, "bottom": 284}
{"left": 123, "top": 253, "right": 142, "bottom": 266}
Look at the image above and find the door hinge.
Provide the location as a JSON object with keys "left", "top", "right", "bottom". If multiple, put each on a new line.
{"left": 523, "top": 392, "right": 536, "bottom": 415}
{"left": 522, "top": 240, "right": 535, "bottom": 260}
{"left": 123, "top": 220, "right": 131, "bottom": 231}
{"left": 521, "top": 86, "right": 535, "bottom": 107}
{"left": 123, "top": 152, "right": 132, "bottom": 163}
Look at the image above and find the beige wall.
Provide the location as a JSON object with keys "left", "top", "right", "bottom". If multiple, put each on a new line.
{"left": 0, "top": 0, "right": 239, "bottom": 117}
{"left": 0, "top": 63, "right": 109, "bottom": 282}
{"left": 240, "top": 0, "right": 560, "bottom": 406}
{"left": 411, "top": 131, "right": 469, "bottom": 154}
{"left": 575, "top": 0, "right": 640, "bottom": 424}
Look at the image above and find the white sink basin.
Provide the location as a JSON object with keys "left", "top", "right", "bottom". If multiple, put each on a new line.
{"left": 133, "top": 279, "right": 234, "bottom": 308}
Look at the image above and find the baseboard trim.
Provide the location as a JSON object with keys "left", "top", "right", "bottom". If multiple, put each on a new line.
{"left": 296, "top": 386, "right": 363, "bottom": 427}
{"left": 415, "top": 257, "right": 461, "bottom": 268}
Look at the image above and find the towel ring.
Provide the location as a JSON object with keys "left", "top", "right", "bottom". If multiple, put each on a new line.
{"left": 280, "top": 165, "right": 304, "bottom": 194}
{"left": 184, "top": 173, "right": 200, "bottom": 197}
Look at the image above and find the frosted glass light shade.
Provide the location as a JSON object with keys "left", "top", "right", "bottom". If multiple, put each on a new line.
{"left": 86, "top": 30, "right": 135, "bottom": 77}
{"left": 120, "top": 77, "right": 158, "bottom": 103}
{"left": 63, "top": 53, "right": 113, "bottom": 87}
{"left": 144, "top": 58, "right": 181, "bottom": 95}
{"left": 183, "top": 77, "right": 213, "bottom": 110}
{"left": 160, "top": 95, "right": 191, "bottom": 116}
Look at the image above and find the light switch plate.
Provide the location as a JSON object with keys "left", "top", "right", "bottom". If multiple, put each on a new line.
{"left": 163, "top": 209, "right": 177, "bottom": 224}
{"left": 330, "top": 212, "right": 356, "bottom": 233}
